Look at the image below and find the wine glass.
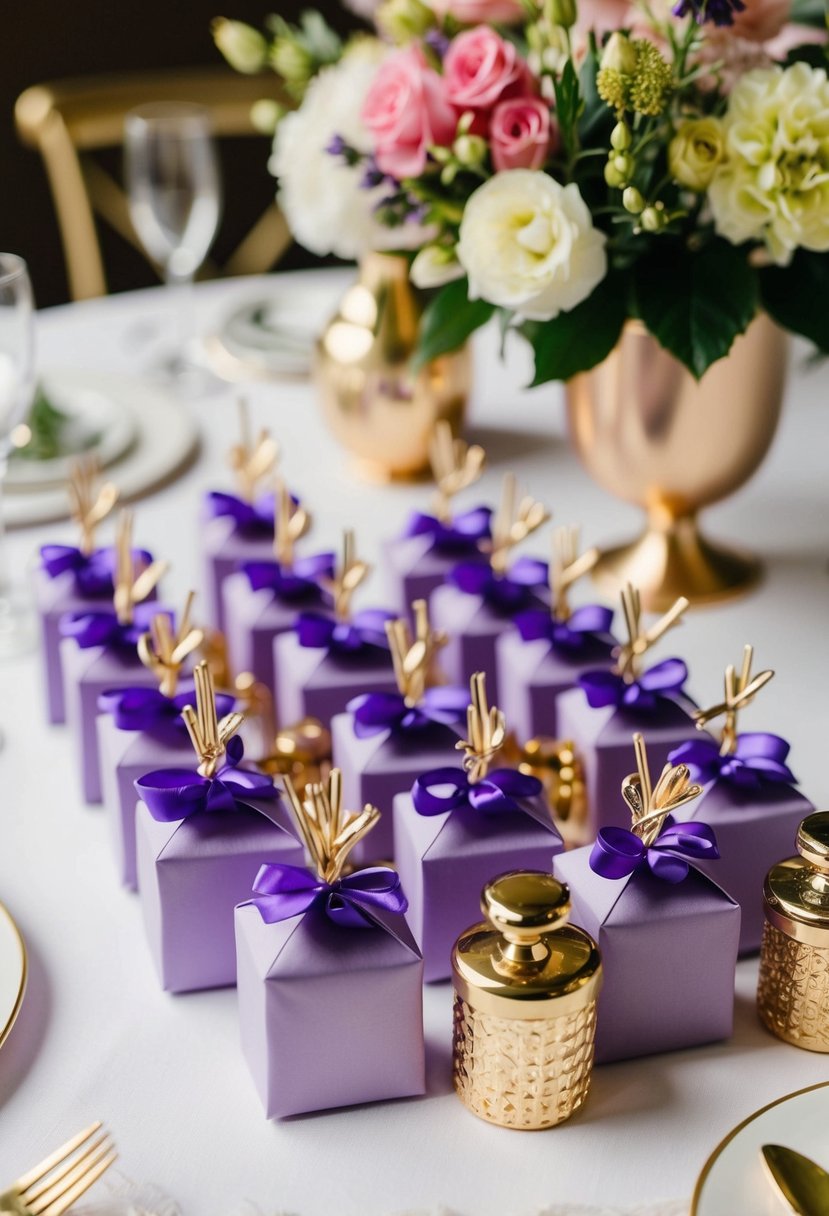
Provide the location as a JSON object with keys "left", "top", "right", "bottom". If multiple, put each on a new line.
{"left": 124, "top": 102, "right": 222, "bottom": 383}
{"left": 0, "top": 253, "right": 36, "bottom": 658}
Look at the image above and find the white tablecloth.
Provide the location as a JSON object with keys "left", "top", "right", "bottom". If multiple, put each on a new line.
{"left": 2, "top": 272, "right": 828, "bottom": 1216}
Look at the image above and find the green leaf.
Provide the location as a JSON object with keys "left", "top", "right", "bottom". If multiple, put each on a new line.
{"left": 784, "top": 41, "right": 829, "bottom": 67}
{"left": 633, "top": 238, "right": 759, "bottom": 379}
{"left": 520, "top": 272, "right": 629, "bottom": 386}
{"left": 789, "top": 0, "right": 827, "bottom": 26}
{"left": 413, "top": 277, "right": 494, "bottom": 371}
{"left": 760, "top": 251, "right": 829, "bottom": 353}
{"left": 554, "top": 60, "right": 583, "bottom": 158}
{"left": 577, "top": 42, "right": 611, "bottom": 144}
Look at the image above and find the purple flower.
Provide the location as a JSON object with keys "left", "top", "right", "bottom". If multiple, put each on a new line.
{"left": 672, "top": 0, "right": 745, "bottom": 26}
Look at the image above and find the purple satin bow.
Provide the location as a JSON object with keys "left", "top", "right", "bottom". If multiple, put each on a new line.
{"left": 135, "top": 736, "right": 277, "bottom": 822}
{"left": 514, "top": 604, "right": 615, "bottom": 655}
{"left": 59, "top": 601, "right": 169, "bottom": 651}
{"left": 412, "top": 765, "right": 543, "bottom": 817}
{"left": 241, "top": 552, "right": 335, "bottom": 602}
{"left": 249, "top": 862, "right": 407, "bottom": 929}
{"left": 295, "top": 608, "right": 394, "bottom": 655}
{"left": 578, "top": 657, "right": 688, "bottom": 711}
{"left": 98, "top": 686, "right": 235, "bottom": 734}
{"left": 347, "top": 685, "right": 468, "bottom": 739}
{"left": 449, "top": 556, "right": 548, "bottom": 614}
{"left": 40, "top": 545, "right": 151, "bottom": 598}
{"left": 589, "top": 815, "right": 720, "bottom": 884}
{"left": 669, "top": 732, "right": 796, "bottom": 789}
{"left": 204, "top": 490, "right": 275, "bottom": 536}
{"left": 404, "top": 506, "right": 492, "bottom": 554}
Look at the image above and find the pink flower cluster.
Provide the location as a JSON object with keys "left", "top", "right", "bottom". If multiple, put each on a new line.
{"left": 361, "top": 28, "right": 558, "bottom": 180}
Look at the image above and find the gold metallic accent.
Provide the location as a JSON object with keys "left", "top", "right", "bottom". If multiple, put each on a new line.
{"left": 614, "top": 583, "right": 687, "bottom": 683}
{"left": 761, "top": 1144, "right": 829, "bottom": 1214}
{"left": 486, "top": 473, "right": 549, "bottom": 576}
{"left": 313, "top": 251, "right": 471, "bottom": 481}
{"left": 273, "top": 476, "right": 309, "bottom": 566}
{"left": 320, "top": 530, "right": 369, "bottom": 622}
{"left": 199, "top": 629, "right": 275, "bottom": 760}
{"left": 180, "top": 661, "right": 245, "bottom": 779}
{"left": 456, "top": 672, "right": 507, "bottom": 785}
{"left": 694, "top": 644, "right": 774, "bottom": 756}
{"left": 385, "top": 599, "right": 447, "bottom": 707}
{"left": 0, "top": 1120, "right": 117, "bottom": 1216}
{"left": 759, "top": 812, "right": 829, "bottom": 1051}
{"left": 550, "top": 526, "right": 599, "bottom": 622}
{"left": 565, "top": 314, "right": 788, "bottom": 611}
{"left": 112, "top": 510, "right": 167, "bottom": 626}
{"left": 517, "top": 736, "right": 586, "bottom": 841}
{"left": 258, "top": 717, "right": 332, "bottom": 790}
{"left": 451, "top": 871, "right": 602, "bottom": 1129}
{"left": 622, "top": 732, "right": 702, "bottom": 845}
{"left": 429, "top": 420, "right": 485, "bottom": 523}
{"left": 283, "top": 768, "right": 379, "bottom": 884}
{"left": 229, "top": 397, "right": 279, "bottom": 504}
{"left": 0, "top": 899, "right": 27, "bottom": 1053}
{"left": 137, "top": 590, "right": 204, "bottom": 698}
{"left": 67, "top": 455, "right": 118, "bottom": 556}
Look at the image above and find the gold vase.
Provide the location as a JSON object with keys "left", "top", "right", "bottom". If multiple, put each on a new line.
{"left": 565, "top": 314, "right": 787, "bottom": 611}
{"left": 313, "top": 251, "right": 472, "bottom": 481}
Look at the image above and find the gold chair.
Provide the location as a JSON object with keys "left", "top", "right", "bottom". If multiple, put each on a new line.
{"left": 15, "top": 67, "right": 291, "bottom": 301}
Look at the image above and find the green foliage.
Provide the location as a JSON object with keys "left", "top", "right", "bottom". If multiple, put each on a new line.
{"left": 760, "top": 252, "right": 829, "bottom": 353}
{"left": 521, "top": 272, "right": 629, "bottom": 385}
{"left": 413, "top": 278, "right": 495, "bottom": 370}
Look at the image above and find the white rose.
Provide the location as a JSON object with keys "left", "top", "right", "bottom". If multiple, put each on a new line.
{"left": 708, "top": 61, "right": 829, "bottom": 266}
{"left": 270, "top": 42, "right": 426, "bottom": 260}
{"left": 456, "top": 171, "right": 607, "bottom": 321}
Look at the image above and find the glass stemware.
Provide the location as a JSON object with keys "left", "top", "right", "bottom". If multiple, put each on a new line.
{"left": 0, "top": 253, "right": 36, "bottom": 658}
{"left": 124, "top": 102, "right": 222, "bottom": 384}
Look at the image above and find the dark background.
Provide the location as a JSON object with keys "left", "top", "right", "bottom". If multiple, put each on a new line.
{"left": 2, "top": 1, "right": 354, "bottom": 308}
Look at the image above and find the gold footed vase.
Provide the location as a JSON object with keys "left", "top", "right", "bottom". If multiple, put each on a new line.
{"left": 565, "top": 315, "right": 788, "bottom": 612}
{"left": 313, "top": 251, "right": 471, "bottom": 481}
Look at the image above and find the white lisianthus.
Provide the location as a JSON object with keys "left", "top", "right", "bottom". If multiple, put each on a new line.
{"left": 410, "top": 245, "right": 465, "bottom": 288}
{"left": 708, "top": 61, "right": 829, "bottom": 266}
{"left": 456, "top": 171, "right": 607, "bottom": 321}
{"left": 270, "top": 42, "right": 425, "bottom": 260}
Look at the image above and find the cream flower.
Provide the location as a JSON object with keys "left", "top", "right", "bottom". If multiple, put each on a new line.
{"left": 709, "top": 61, "right": 829, "bottom": 265}
{"left": 669, "top": 117, "right": 726, "bottom": 191}
{"left": 457, "top": 171, "right": 607, "bottom": 320}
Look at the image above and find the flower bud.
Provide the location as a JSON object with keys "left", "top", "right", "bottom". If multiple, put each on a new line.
{"left": 604, "top": 160, "right": 626, "bottom": 187}
{"left": 410, "top": 245, "right": 465, "bottom": 289}
{"left": 376, "top": 0, "right": 434, "bottom": 44}
{"left": 250, "top": 99, "right": 285, "bottom": 135}
{"left": 212, "top": 18, "right": 268, "bottom": 74}
{"left": 668, "top": 117, "right": 725, "bottom": 192}
{"left": 610, "top": 121, "right": 631, "bottom": 151}
{"left": 454, "top": 133, "right": 488, "bottom": 167}
{"left": 550, "top": 0, "right": 577, "bottom": 29}
{"left": 601, "top": 32, "right": 636, "bottom": 75}
{"left": 622, "top": 186, "right": 645, "bottom": 214}
{"left": 271, "top": 38, "right": 314, "bottom": 86}
{"left": 640, "top": 205, "right": 666, "bottom": 231}
{"left": 613, "top": 152, "right": 633, "bottom": 177}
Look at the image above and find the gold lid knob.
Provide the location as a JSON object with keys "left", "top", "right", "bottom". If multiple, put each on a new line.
{"left": 797, "top": 813, "right": 829, "bottom": 874}
{"left": 483, "top": 872, "right": 570, "bottom": 943}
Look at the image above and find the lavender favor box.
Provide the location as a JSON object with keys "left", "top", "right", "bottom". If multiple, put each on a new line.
{"left": 496, "top": 631, "right": 615, "bottom": 742}
{"left": 222, "top": 572, "right": 304, "bottom": 695}
{"left": 394, "top": 788, "right": 564, "bottom": 982}
{"left": 201, "top": 510, "right": 274, "bottom": 632}
{"left": 556, "top": 689, "right": 704, "bottom": 836}
{"left": 135, "top": 795, "right": 304, "bottom": 993}
{"left": 33, "top": 564, "right": 110, "bottom": 725}
{"left": 381, "top": 509, "right": 490, "bottom": 619}
{"left": 274, "top": 633, "right": 398, "bottom": 728}
{"left": 235, "top": 901, "right": 425, "bottom": 1118}
{"left": 554, "top": 846, "right": 740, "bottom": 1063}
{"left": 331, "top": 714, "right": 461, "bottom": 864}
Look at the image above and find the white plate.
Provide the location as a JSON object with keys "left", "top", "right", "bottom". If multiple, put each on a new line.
{"left": 0, "top": 900, "right": 26, "bottom": 1050}
{"left": 5, "top": 370, "right": 199, "bottom": 529}
{"left": 204, "top": 289, "right": 324, "bottom": 381}
{"left": 7, "top": 377, "right": 136, "bottom": 491}
{"left": 692, "top": 1081, "right": 829, "bottom": 1215}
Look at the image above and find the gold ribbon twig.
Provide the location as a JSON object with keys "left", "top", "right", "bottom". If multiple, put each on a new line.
{"left": 693, "top": 644, "right": 774, "bottom": 756}
{"left": 320, "top": 530, "right": 369, "bottom": 622}
{"left": 550, "top": 526, "right": 599, "bottom": 622}
{"left": 283, "top": 768, "right": 380, "bottom": 884}
{"left": 113, "top": 510, "right": 167, "bottom": 626}
{"left": 487, "top": 473, "right": 549, "bottom": 575}
{"left": 614, "top": 583, "right": 688, "bottom": 682}
{"left": 429, "top": 421, "right": 486, "bottom": 523}
{"left": 68, "top": 455, "right": 119, "bottom": 557}
{"left": 181, "top": 661, "right": 245, "bottom": 778}
{"left": 137, "top": 591, "right": 204, "bottom": 698}
{"left": 622, "top": 733, "right": 702, "bottom": 846}
{"left": 199, "top": 629, "right": 275, "bottom": 760}
{"left": 228, "top": 397, "right": 279, "bottom": 503}
{"left": 273, "top": 476, "right": 310, "bottom": 567}
{"left": 456, "top": 671, "right": 507, "bottom": 785}
{"left": 385, "top": 599, "right": 447, "bottom": 707}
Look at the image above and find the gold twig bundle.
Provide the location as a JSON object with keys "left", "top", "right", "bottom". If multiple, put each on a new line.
{"left": 68, "top": 455, "right": 119, "bottom": 556}
{"left": 487, "top": 473, "right": 549, "bottom": 575}
{"left": 228, "top": 397, "right": 280, "bottom": 503}
{"left": 273, "top": 476, "right": 310, "bottom": 566}
{"left": 622, "top": 733, "right": 702, "bottom": 847}
{"left": 693, "top": 644, "right": 774, "bottom": 756}
{"left": 113, "top": 510, "right": 167, "bottom": 626}
{"left": 550, "top": 526, "right": 599, "bottom": 622}
{"left": 200, "top": 630, "right": 275, "bottom": 748}
{"left": 429, "top": 420, "right": 486, "bottom": 523}
{"left": 614, "top": 583, "right": 688, "bottom": 682}
{"left": 385, "top": 599, "right": 447, "bottom": 707}
{"left": 137, "top": 591, "right": 204, "bottom": 698}
{"left": 320, "top": 530, "right": 369, "bottom": 621}
{"left": 456, "top": 672, "right": 507, "bottom": 785}
{"left": 181, "top": 661, "right": 245, "bottom": 778}
{"left": 283, "top": 768, "right": 379, "bottom": 884}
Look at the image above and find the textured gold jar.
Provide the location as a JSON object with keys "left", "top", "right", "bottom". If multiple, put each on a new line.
{"left": 452, "top": 871, "right": 602, "bottom": 1130}
{"left": 313, "top": 251, "right": 471, "bottom": 480}
{"left": 758, "top": 812, "right": 829, "bottom": 1052}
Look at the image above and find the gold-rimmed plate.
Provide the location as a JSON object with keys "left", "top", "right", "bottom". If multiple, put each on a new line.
{"left": 692, "top": 1082, "right": 829, "bottom": 1215}
{"left": 0, "top": 900, "right": 27, "bottom": 1049}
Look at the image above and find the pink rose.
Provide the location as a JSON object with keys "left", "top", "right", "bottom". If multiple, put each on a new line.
{"left": 430, "top": 0, "right": 526, "bottom": 24}
{"left": 443, "top": 27, "right": 536, "bottom": 124}
{"left": 730, "top": 0, "right": 790, "bottom": 42}
{"left": 361, "top": 46, "right": 458, "bottom": 179}
{"left": 490, "top": 97, "right": 557, "bottom": 171}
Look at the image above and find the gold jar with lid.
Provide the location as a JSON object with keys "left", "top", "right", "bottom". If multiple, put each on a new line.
{"left": 451, "top": 870, "right": 602, "bottom": 1130}
{"left": 758, "top": 812, "right": 829, "bottom": 1052}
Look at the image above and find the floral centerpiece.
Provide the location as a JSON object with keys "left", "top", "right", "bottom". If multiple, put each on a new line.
{"left": 214, "top": 0, "right": 827, "bottom": 382}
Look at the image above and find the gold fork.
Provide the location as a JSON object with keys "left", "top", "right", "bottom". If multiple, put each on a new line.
{"left": 0, "top": 1122, "right": 116, "bottom": 1216}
